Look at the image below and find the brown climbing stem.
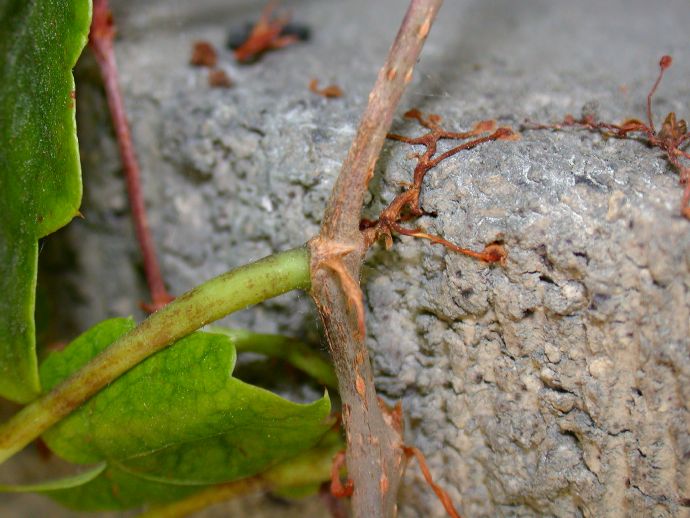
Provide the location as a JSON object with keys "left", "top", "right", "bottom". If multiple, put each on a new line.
{"left": 309, "top": 1, "right": 443, "bottom": 517}
{"left": 89, "top": 0, "right": 173, "bottom": 311}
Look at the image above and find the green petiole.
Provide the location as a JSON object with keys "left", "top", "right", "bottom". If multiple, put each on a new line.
{"left": 0, "top": 247, "right": 311, "bottom": 465}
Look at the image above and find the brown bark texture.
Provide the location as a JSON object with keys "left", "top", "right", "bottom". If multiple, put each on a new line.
{"left": 308, "top": 1, "right": 444, "bottom": 517}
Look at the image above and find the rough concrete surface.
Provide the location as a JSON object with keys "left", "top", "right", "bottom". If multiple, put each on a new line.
{"left": 3, "top": 0, "right": 690, "bottom": 516}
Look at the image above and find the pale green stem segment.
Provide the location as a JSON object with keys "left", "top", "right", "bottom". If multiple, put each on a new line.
{"left": 207, "top": 326, "right": 338, "bottom": 391}
{"left": 0, "top": 247, "right": 311, "bottom": 465}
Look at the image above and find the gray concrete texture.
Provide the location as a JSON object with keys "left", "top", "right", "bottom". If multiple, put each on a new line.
{"left": 6, "top": 0, "right": 690, "bottom": 516}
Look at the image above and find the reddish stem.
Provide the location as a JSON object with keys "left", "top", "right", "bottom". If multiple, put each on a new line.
{"left": 89, "top": 0, "right": 173, "bottom": 312}
{"left": 647, "top": 55, "right": 672, "bottom": 133}
{"left": 330, "top": 450, "right": 354, "bottom": 497}
{"left": 525, "top": 55, "right": 690, "bottom": 219}
{"left": 403, "top": 446, "right": 462, "bottom": 518}
{"left": 392, "top": 223, "right": 507, "bottom": 264}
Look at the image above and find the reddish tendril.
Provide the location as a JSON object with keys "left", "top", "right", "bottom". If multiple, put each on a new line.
{"left": 403, "top": 446, "right": 463, "bottom": 518}
{"left": 189, "top": 41, "right": 218, "bottom": 67}
{"left": 526, "top": 55, "right": 690, "bottom": 219}
{"left": 208, "top": 69, "right": 233, "bottom": 88}
{"left": 330, "top": 446, "right": 463, "bottom": 518}
{"left": 309, "top": 78, "right": 344, "bottom": 98}
{"left": 329, "top": 401, "right": 461, "bottom": 517}
{"left": 330, "top": 450, "right": 354, "bottom": 498}
{"left": 233, "top": 1, "right": 300, "bottom": 63}
{"left": 362, "top": 109, "right": 517, "bottom": 263}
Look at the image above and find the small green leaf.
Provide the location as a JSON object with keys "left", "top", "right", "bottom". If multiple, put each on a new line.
{"left": 0, "top": 0, "right": 91, "bottom": 402}
{"left": 0, "top": 463, "right": 106, "bottom": 493}
{"left": 40, "top": 319, "right": 333, "bottom": 485}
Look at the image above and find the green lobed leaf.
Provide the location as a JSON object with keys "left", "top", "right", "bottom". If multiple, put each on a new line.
{"left": 0, "top": 0, "right": 91, "bottom": 402}
{"left": 40, "top": 318, "right": 333, "bottom": 485}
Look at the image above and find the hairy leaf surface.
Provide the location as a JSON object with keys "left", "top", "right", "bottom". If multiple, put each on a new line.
{"left": 40, "top": 319, "right": 333, "bottom": 485}
{"left": 0, "top": 0, "right": 91, "bottom": 402}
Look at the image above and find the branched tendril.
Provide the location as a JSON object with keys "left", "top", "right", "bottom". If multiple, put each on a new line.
{"left": 524, "top": 55, "right": 690, "bottom": 219}
{"left": 233, "top": 1, "right": 300, "bottom": 63}
{"left": 361, "top": 109, "right": 518, "bottom": 264}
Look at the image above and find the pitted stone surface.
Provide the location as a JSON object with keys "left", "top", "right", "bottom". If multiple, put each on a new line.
{"left": 8, "top": 1, "right": 689, "bottom": 517}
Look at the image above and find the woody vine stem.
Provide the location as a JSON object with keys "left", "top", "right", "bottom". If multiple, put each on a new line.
{"left": 308, "top": 1, "right": 445, "bottom": 517}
